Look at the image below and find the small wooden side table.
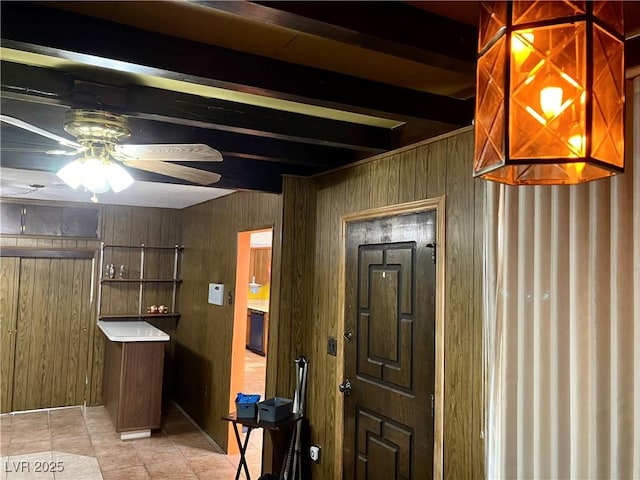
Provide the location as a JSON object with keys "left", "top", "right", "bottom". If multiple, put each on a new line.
{"left": 222, "top": 412, "right": 302, "bottom": 480}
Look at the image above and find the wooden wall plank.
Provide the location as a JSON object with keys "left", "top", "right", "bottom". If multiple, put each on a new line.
{"left": 426, "top": 139, "right": 448, "bottom": 199}
{"left": 399, "top": 149, "right": 417, "bottom": 203}
{"left": 442, "top": 131, "right": 477, "bottom": 479}
{"left": 370, "top": 156, "right": 391, "bottom": 209}
{"left": 387, "top": 153, "right": 401, "bottom": 205}
{"left": 414, "top": 144, "right": 429, "bottom": 200}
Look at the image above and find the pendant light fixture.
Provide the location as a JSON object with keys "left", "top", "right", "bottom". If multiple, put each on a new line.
{"left": 473, "top": 1, "right": 625, "bottom": 185}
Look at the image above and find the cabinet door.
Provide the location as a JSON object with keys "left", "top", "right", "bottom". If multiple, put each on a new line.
{"left": 23, "top": 205, "right": 63, "bottom": 236}
{"left": 250, "top": 248, "right": 272, "bottom": 285}
{"left": 62, "top": 207, "right": 99, "bottom": 237}
{"left": 19, "top": 205, "right": 98, "bottom": 238}
{"left": 0, "top": 257, "right": 20, "bottom": 413}
{"left": 12, "top": 257, "right": 92, "bottom": 411}
{"left": 0, "top": 203, "right": 23, "bottom": 234}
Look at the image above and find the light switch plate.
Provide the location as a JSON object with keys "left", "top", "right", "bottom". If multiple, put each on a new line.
{"left": 327, "top": 336, "right": 337, "bottom": 356}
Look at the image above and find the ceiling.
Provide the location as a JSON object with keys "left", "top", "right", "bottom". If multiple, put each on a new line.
{"left": 1, "top": 1, "right": 639, "bottom": 207}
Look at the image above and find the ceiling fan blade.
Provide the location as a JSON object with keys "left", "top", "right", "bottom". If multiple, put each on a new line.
{"left": 1, "top": 147, "right": 80, "bottom": 156}
{"left": 0, "top": 114, "right": 84, "bottom": 150}
{"left": 114, "top": 144, "right": 223, "bottom": 162}
{"left": 123, "top": 160, "right": 221, "bottom": 185}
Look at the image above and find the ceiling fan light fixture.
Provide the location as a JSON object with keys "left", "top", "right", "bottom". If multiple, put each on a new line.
{"left": 10, "top": 109, "right": 224, "bottom": 194}
{"left": 81, "top": 157, "right": 111, "bottom": 194}
{"left": 56, "top": 159, "right": 84, "bottom": 190}
{"left": 56, "top": 156, "right": 134, "bottom": 195}
{"left": 106, "top": 162, "right": 134, "bottom": 193}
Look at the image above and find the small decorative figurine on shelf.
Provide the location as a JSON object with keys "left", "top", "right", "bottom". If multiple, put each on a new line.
{"left": 106, "top": 264, "right": 115, "bottom": 279}
{"left": 158, "top": 305, "right": 169, "bottom": 314}
{"left": 147, "top": 305, "right": 158, "bottom": 314}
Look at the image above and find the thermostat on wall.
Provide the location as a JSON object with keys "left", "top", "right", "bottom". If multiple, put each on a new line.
{"left": 208, "top": 283, "right": 224, "bottom": 305}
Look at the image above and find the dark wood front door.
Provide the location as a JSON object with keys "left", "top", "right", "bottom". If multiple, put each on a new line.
{"left": 343, "top": 211, "right": 437, "bottom": 480}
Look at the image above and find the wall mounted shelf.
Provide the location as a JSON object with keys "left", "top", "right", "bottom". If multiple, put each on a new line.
{"left": 97, "top": 243, "right": 183, "bottom": 321}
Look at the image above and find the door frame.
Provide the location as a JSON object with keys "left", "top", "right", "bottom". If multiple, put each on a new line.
{"left": 228, "top": 226, "right": 273, "bottom": 454}
{"left": 335, "top": 197, "right": 446, "bottom": 480}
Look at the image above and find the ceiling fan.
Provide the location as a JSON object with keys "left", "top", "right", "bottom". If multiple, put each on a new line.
{"left": 0, "top": 109, "right": 223, "bottom": 194}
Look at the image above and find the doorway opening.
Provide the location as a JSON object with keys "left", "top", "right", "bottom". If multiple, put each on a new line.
{"left": 229, "top": 227, "right": 272, "bottom": 475}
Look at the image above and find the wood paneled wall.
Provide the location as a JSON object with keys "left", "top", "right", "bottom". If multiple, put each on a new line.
{"left": 275, "top": 127, "right": 485, "bottom": 479}
{"left": 94, "top": 206, "right": 183, "bottom": 405}
{"left": 176, "top": 191, "right": 282, "bottom": 452}
{"left": 0, "top": 203, "right": 183, "bottom": 410}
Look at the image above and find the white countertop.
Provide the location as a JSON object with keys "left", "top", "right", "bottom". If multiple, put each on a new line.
{"left": 98, "top": 321, "right": 170, "bottom": 342}
{"left": 247, "top": 299, "right": 269, "bottom": 313}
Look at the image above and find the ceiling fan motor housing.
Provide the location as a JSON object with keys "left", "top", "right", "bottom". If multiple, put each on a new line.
{"left": 63, "top": 109, "right": 131, "bottom": 146}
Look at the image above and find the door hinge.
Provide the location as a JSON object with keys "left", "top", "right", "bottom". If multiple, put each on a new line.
{"left": 430, "top": 393, "right": 435, "bottom": 418}
{"left": 426, "top": 243, "right": 436, "bottom": 263}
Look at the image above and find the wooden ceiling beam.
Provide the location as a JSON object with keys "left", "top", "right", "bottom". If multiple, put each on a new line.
{"left": 1, "top": 61, "right": 391, "bottom": 153}
{"left": 195, "top": 0, "right": 477, "bottom": 75}
{"left": 0, "top": 2, "right": 474, "bottom": 127}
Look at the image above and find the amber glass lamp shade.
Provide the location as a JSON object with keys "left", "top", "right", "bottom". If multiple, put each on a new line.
{"left": 473, "top": 1, "right": 625, "bottom": 185}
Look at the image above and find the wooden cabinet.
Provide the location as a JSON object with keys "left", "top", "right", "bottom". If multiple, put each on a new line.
{"left": 249, "top": 247, "right": 272, "bottom": 285}
{"left": 23, "top": 205, "right": 62, "bottom": 235}
{"left": 103, "top": 339, "right": 165, "bottom": 437}
{"left": 0, "top": 204, "right": 98, "bottom": 237}
{"left": 61, "top": 207, "right": 100, "bottom": 237}
{"left": 98, "top": 243, "right": 182, "bottom": 320}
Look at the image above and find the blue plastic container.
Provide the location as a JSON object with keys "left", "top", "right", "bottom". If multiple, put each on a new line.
{"left": 235, "top": 393, "right": 261, "bottom": 418}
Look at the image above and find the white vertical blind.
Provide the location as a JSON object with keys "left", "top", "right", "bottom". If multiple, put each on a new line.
{"left": 484, "top": 76, "right": 640, "bottom": 479}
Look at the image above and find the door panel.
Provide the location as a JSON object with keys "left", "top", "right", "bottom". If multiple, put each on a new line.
{"left": 344, "top": 211, "right": 436, "bottom": 480}
{"left": 0, "top": 204, "right": 23, "bottom": 234}
{"left": 356, "top": 408, "right": 413, "bottom": 479}
{"left": 12, "top": 257, "right": 92, "bottom": 411}
{"left": 0, "top": 257, "right": 20, "bottom": 413}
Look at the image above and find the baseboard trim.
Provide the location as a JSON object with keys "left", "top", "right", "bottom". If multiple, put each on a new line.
{"left": 169, "top": 400, "right": 224, "bottom": 454}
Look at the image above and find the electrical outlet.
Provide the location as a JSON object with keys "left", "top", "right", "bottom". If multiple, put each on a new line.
{"left": 310, "top": 444, "right": 321, "bottom": 463}
{"left": 327, "top": 336, "right": 337, "bottom": 356}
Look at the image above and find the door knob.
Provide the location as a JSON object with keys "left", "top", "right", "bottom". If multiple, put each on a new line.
{"left": 343, "top": 329, "right": 353, "bottom": 343}
{"left": 338, "top": 379, "right": 352, "bottom": 397}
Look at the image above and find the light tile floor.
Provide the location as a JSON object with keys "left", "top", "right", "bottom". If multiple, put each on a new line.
{"left": 0, "top": 351, "right": 268, "bottom": 480}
